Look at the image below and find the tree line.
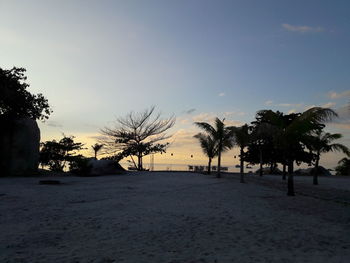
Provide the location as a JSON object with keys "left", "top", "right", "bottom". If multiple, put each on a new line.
{"left": 194, "top": 108, "right": 350, "bottom": 196}
{"left": 2, "top": 66, "right": 350, "bottom": 193}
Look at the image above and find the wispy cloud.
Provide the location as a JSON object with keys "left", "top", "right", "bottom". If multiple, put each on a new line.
{"left": 327, "top": 90, "right": 350, "bottom": 99}
{"left": 184, "top": 108, "right": 196, "bottom": 114}
{"left": 46, "top": 121, "right": 63, "bottom": 128}
{"left": 218, "top": 92, "right": 225, "bottom": 97}
{"left": 192, "top": 112, "right": 244, "bottom": 126}
{"left": 322, "top": 102, "right": 336, "bottom": 108}
{"left": 192, "top": 113, "right": 217, "bottom": 123}
{"left": 326, "top": 105, "right": 350, "bottom": 130}
{"left": 264, "top": 100, "right": 273, "bottom": 106}
{"left": 223, "top": 111, "right": 246, "bottom": 117}
{"left": 277, "top": 103, "right": 303, "bottom": 107}
{"left": 282, "top": 23, "right": 324, "bottom": 33}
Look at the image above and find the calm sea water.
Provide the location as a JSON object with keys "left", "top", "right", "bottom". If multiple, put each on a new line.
{"left": 119, "top": 162, "right": 258, "bottom": 173}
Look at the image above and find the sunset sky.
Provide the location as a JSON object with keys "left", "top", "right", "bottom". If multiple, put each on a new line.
{"left": 1, "top": 0, "right": 349, "bottom": 169}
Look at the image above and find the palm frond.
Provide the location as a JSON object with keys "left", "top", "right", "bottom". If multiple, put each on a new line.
{"left": 327, "top": 143, "right": 350, "bottom": 156}
{"left": 194, "top": 122, "right": 216, "bottom": 136}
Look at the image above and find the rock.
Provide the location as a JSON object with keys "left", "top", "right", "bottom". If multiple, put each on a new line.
{"left": 255, "top": 166, "right": 282, "bottom": 175}
{"left": 295, "top": 166, "right": 331, "bottom": 176}
{"left": 0, "top": 118, "right": 40, "bottom": 176}
{"left": 86, "top": 159, "right": 125, "bottom": 176}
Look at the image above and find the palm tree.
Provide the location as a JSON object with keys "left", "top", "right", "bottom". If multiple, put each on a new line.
{"left": 195, "top": 118, "right": 235, "bottom": 178}
{"left": 256, "top": 107, "right": 338, "bottom": 195}
{"left": 92, "top": 143, "right": 104, "bottom": 160}
{"left": 335, "top": 157, "right": 350, "bottom": 175}
{"left": 285, "top": 107, "right": 338, "bottom": 195}
{"left": 194, "top": 133, "right": 217, "bottom": 174}
{"left": 308, "top": 131, "right": 349, "bottom": 185}
{"left": 232, "top": 124, "right": 250, "bottom": 183}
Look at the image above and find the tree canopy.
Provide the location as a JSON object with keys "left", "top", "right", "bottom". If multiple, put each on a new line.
{"left": 0, "top": 67, "right": 51, "bottom": 121}
{"left": 39, "top": 135, "right": 85, "bottom": 172}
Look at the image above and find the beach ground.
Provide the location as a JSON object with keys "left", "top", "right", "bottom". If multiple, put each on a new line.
{"left": 0, "top": 172, "right": 349, "bottom": 262}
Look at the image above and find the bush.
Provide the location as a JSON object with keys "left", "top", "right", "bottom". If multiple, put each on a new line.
{"left": 69, "top": 156, "right": 92, "bottom": 176}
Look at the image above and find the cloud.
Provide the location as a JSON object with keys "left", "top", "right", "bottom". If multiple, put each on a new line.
{"left": 170, "top": 129, "right": 198, "bottom": 148}
{"left": 218, "top": 92, "right": 225, "bottom": 97}
{"left": 177, "top": 117, "right": 190, "bottom": 125}
{"left": 192, "top": 112, "right": 244, "bottom": 126}
{"left": 223, "top": 120, "right": 244, "bottom": 126}
{"left": 184, "top": 108, "right": 196, "bottom": 114}
{"left": 46, "top": 121, "right": 63, "bottom": 128}
{"left": 304, "top": 104, "right": 317, "bottom": 111}
{"left": 192, "top": 113, "right": 217, "bottom": 123}
{"left": 223, "top": 111, "right": 246, "bottom": 117}
{"left": 282, "top": 23, "right": 324, "bottom": 33}
{"left": 321, "top": 102, "right": 336, "bottom": 108}
{"left": 331, "top": 123, "right": 350, "bottom": 130}
{"left": 327, "top": 90, "right": 350, "bottom": 99}
{"left": 265, "top": 100, "right": 273, "bottom": 106}
{"left": 326, "top": 104, "right": 350, "bottom": 130}
{"left": 89, "top": 135, "right": 107, "bottom": 141}
{"left": 277, "top": 103, "right": 303, "bottom": 107}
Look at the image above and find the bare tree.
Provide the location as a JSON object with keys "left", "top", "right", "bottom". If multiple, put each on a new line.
{"left": 100, "top": 106, "right": 175, "bottom": 170}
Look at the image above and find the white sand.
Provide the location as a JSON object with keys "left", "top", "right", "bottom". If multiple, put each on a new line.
{"left": 0, "top": 172, "right": 349, "bottom": 262}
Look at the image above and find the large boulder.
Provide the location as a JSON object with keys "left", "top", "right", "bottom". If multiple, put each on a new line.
{"left": 0, "top": 118, "right": 40, "bottom": 176}
{"left": 87, "top": 159, "right": 125, "bottom": 176}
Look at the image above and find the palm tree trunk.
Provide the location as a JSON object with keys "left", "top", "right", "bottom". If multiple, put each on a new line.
{"left": 208, "top": 158, "right": 212, "bottom": 174}
{"left": 217, "top": 150, "right": 221, "bottom": 178}
{"left": 282, "top": 162, "right": 286, "bottom": 180}
{"left": 94, "top": 151, "right": 97, "bottom": 160}
{"left": 240, "top": 147, "right": 245, "bottom": 183}
{"left": 138, "top": 153, "right": 142, "bottom": 171}
{"left": 313, "top": 153, "right": 320, "bottom": 185}
{"left": 259, "top": 147, "right": 263, "bottom": 176}
{"left": 287, "top": 160, "right": 295, "bottom": 196}
{"left": 217, "top": 139, "right": 222, "bottom": 178}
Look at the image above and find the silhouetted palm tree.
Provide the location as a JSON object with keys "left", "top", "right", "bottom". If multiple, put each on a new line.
{"left": 92, "top": 143, "right": 103, "bottom": 160}
{"left": 335, "top": 157, "right": 350, "bottom": 175}
{"left": 195, "top": 118, "right": 234, "bottom": 178}
{"left": 194, "top": 133, "right": 217, "bottom": 174}
{"left": 308, "top": 131, "right": 349, "bottom": 185}
{"left": 257, "top": 107, "right": 338, "bottom": 195}
{"left": 232, "top": 124, "right": 251, "bottom": 183}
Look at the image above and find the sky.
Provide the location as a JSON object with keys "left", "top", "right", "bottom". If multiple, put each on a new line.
{"left": 1, "top": 0, "right": 350, "bottom": 169}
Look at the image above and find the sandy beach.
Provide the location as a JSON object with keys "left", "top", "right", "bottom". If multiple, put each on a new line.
{"left": 1, "top": 172, "right": 349, "bottom": 263}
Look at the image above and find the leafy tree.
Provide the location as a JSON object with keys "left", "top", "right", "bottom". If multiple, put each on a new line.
{"left": 194, "top": 118, "right": 234, "bottom": 178}
{"left": 0, "top": 67, "right": 51, "bottom": 121}
{"left": 335, "top": 158, "right": 350, "bottom": 175}
{"left": 231, "top": 124, "right": 251, "bottom": 183}
{"left": 100, "top": 106, "right": 175, "bottom": 171}
{"left": 194, "top": 133, "right": 218, "bottom": 174}
{"left": 91, "top": 143, "right": 104, "bottom": 160}
{"left": 247, "top": 107, "right": 337, "bottom": 196}
{"left": 307, "top": 131, "right": 350, "bottom": 184}
{"left": 39, "top": 135, "right": 85, "bottom": 172}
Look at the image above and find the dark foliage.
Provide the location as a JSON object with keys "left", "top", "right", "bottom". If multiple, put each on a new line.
{"left": 335, "top": 158, "right": 350, "bottom": 175}
{"left": 39, "top": 135, "right": 85, "bottom": 172}
{"left": 69, "top": 155, "right": 92, "bottom": 176}
{"left": 0, "top": 67, "right": 51, "bottom": 121}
